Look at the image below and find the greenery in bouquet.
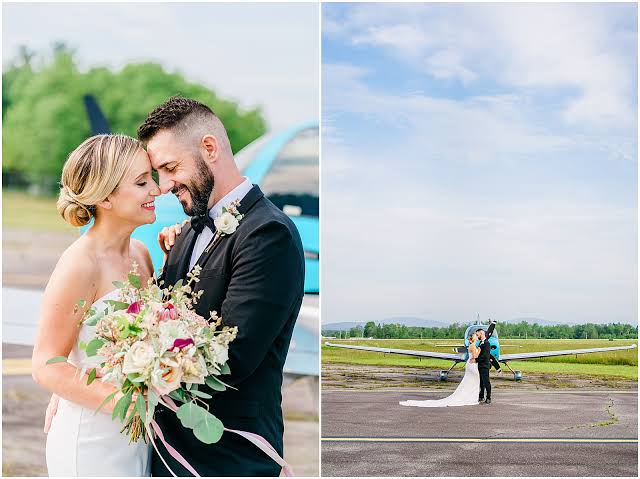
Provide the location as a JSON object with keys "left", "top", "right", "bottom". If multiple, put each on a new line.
{"left": 48, "top": 264, "right": 238, "bottom": 445}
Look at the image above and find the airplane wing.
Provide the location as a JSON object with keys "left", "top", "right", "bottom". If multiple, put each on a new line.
{"left": 324, "top": 342, "right": 465, "bottom": 361}
{"left": 499, "top": 344, "right": 637, "bottom": 361}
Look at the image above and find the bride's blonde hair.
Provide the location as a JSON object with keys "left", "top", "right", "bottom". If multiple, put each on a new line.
{"left": 57, "top": 134, "right": 143, "bottom": 227}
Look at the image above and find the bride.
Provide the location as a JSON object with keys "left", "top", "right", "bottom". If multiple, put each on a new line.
{"left": 31, "top": 134, "right": 160, "bottom": 476}
{"left": 400, "top": 331, "right": 481, "bottom": 408}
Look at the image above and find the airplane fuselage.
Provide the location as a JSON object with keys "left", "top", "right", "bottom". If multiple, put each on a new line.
{"left": 463, "top": 324, "right": 500, "bottom": 362}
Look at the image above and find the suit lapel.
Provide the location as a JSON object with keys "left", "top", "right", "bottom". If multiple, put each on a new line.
{"left": 175, "top": 226, "right": 199, "bottom": 281}
{"left": 193, "top": 184, "right": 265, "bottom": 270}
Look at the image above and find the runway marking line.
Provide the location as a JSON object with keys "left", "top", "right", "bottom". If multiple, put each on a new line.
{"left": 321, "top": 437, "right": 638, "bottom": 444}
{"left": 323, "top": 389, "right": 638, "bottom": 395}
{"left": 2, "top": 358, "right": 32, "bottom": 376}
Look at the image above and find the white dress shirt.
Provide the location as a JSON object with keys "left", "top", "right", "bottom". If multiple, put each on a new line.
{"left": 188, "top": 177, "right": 253, "bottom": 270}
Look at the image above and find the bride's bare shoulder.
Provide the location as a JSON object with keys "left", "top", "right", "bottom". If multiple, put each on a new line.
{"left": 130, "top": 238, "right": 154, "bottom": 277}
{"left": 45, "top": 237, "right": 99, "bottom": 303}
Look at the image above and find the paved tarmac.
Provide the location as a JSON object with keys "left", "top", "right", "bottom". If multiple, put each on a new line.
{"left": 322, "top": 388, "right": 638, "bottom": 476}
{"left": 3, "top": 344, "right": 319, "bottom": 477}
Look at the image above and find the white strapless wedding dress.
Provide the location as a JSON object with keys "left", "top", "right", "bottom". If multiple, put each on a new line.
{"left": 399, "top": 360, "right": 480, "bottom": 407}
{"left": 46, "top": 290, "right": 151, "bottom": 477}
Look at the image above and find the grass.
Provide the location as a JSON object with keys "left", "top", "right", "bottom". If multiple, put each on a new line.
{"left": 322, "top": 338, "right": 638, "bottom": 380}
{"left": 3, "top": 190, "right": 75, "bottom": 232}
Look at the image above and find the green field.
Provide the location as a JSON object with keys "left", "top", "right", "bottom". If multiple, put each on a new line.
{"left": 322, "top": 338, "right": 638, "bottom": 379}
{"left": 3, "top": 190, "right": 74, "bottom": 232}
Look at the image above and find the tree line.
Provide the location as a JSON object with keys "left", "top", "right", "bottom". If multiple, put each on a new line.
{"left": 3, "top": 43, "right": 266, "bottom": 192}
{"left": 322, "top": 321, "right": 638, "bottom": 340}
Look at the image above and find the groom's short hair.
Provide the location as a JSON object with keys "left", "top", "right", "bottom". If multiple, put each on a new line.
{"left": 137, "top": 96, "right": 217, "bottom": 144}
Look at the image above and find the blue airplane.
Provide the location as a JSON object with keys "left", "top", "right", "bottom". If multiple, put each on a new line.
{"left": 81, "top": 95, "right": 319, "bottom": 382}
{"left": 325, "top": 316, "right": 637, "bottom": 381}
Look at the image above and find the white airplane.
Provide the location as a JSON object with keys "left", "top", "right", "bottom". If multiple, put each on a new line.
{"left": 325, "top": 320, "right": 637, "bottom": 381}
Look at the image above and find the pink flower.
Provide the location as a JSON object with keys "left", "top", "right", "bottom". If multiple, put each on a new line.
{"left": 159, "top": 303, "right": 178, "bottom": 322}
{"left": 127, "top": 301, "right": 142, "bottom": 314}
{"left": 172, "top": 338, "right": 194, "bottom": 349}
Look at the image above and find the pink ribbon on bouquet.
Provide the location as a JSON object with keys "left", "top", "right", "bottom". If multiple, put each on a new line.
{"left": 147, "top": 395, "right": 294, "bottom": 477}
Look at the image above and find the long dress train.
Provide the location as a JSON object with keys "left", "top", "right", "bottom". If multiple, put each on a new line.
{"left": 399, "top": 359, "right": 480, "bottom": 407}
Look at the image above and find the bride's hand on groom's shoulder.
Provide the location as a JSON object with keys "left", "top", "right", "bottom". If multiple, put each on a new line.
{"left": 158, "top": 219, "right": 189, "bottom": 254}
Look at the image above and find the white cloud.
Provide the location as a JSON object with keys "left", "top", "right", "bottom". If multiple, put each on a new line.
{"left": 324, "top": 3, "right": 637, "bottom": 130}
{"left": 323, "top": 62, "right": 576, "bottom": 167}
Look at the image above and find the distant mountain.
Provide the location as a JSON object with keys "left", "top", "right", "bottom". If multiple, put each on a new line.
{"left": 322, "top": 317, "right": 447, "bottom": 331}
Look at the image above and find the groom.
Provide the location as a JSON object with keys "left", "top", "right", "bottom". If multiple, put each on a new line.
{"left": 138, "top": 97, "right": 305, "bottom": 476}
{"left": 476, "top": 319, "right": 496, "bottom": 405}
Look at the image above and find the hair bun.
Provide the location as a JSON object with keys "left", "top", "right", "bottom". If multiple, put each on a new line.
{"left": 57, "top": 187, "right": 93, "bottom": 227}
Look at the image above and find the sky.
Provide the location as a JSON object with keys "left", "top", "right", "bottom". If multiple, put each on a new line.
{"left": 321, "top": 3, "right": 638, "bottom": 325}
{"left": 2, "top": 2, "right": 319, "bottom": 130}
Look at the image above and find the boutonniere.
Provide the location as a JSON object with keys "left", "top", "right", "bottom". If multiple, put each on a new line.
{"left": 214, "top": 199, "right": 244, "bottom": 237}
{"left": 204, "top": 200, "right": 244, "bottom": 255}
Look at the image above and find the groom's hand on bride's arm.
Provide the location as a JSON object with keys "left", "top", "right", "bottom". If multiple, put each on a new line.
{"left": 158, "top": 219, "right": 189, "bottom": 254}
{"left": 219, "top": 221, "right": 304, "bottom": 386}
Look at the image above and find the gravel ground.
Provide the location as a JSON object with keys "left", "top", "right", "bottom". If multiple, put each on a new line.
{"left": 3, "top": 344, "right": 319, "bottom": 477}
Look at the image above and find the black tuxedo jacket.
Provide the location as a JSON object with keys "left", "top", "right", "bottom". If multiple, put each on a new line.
{"left": 151, "top": 185, "right": 305, "bottom": 477}
{"left": 476, "top": 322, "right": 496, "bottom": 369}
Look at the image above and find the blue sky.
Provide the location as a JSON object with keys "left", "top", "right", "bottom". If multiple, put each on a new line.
{"left": 2, "top": 3, "right": 319, "bottom": 129}
{"left": 321, "top": 3, "right": 638, "bottom": 325}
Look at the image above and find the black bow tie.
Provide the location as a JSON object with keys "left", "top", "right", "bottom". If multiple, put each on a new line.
{"left": 190, "top": 214, "right": 215, "bottom": 234}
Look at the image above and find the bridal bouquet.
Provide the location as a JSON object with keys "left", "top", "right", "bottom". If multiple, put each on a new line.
{"left": 48, "top": 265, "right": 237, "bottom": 446}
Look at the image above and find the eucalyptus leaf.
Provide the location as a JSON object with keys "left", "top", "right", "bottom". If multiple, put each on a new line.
{"left": 127, "top": 373, "right": 145, "bottom": 383}
{"left": 125, "top": 400, "right": 138, "bottom": 423}
{"left": 136, "top": 393, "right": 146, "bottom": 423}
{"left": 169, "top": 389, "right": 187, "bottom": 404}
{"left": 111, "top": 395, "right": 125, "bottom": 421}
{"left": 128, "top": 273, "right": 141, "bottom": 289}
{"left": 146, "top": 402, "right": 156, "bottom": 426}
{"left": 191, "top": 390, "right": 212, "bottom": 399}
{"left": 112, "top": 280, "right": 125, "bottom": 288}
{"left": 83, "top": 310, "right": 104, "bottom": 327}
{"left": 46, "top": 356, "right": 68, "bottom": 365}
{"left": 193, "top": 411, "right": 224, "bottom": 444}
{"left": 174, "top": 279, "right": 184, "bottom": 289}
{"left": 85, "top": 338, "right": 105, "bottom": 357}
{"left": 209, "top": 375, "right": 237, "bottom": 391}
{"left": 105, "top": 300, "right": 129, "bottom": 311}
{"left": 176, "top": 402, "right": 206, "bottom": 429}
{"left": 148, "top": 388, "right": 159, "bottom": 408}
{"left": 117, "top": 391, "right": 133, "bottom": 422}
{"left": 219, "top": 362, "right": 231, "bottom": 375}
{"left": 86, "top": 368, "right": 97, "bottom": 385}
{"left": 205, "top": 376, "right": 226, "bottom": 392}
{"left": 95, "top": 391, "right": 117, "bottom": 414}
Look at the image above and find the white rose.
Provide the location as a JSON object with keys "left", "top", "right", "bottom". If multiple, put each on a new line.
{"left": 123, "top": 341, "right": 155, "bottom": 374}
{"left": 181, "top": 355, "right": 208, "bottom": 384}
{"left": 210, "top": 341, "right": 229, "bottom": 365}
{"left": 214, "top": 211, "right": 239, "bottom": 234}
{"left": 158, "top": 320, "right": 189, "bottom": 350}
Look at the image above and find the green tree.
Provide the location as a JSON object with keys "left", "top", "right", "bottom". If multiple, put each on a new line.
{"left": 363, "top": 321, "right": 376, "bottom": 338}
{"left": 3, "top": 46, "right": 267, "bottom": 191}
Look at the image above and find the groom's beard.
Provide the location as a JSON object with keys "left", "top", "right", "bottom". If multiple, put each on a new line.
{"left": 175, "top": 155, "right": 214, "bottom": 217}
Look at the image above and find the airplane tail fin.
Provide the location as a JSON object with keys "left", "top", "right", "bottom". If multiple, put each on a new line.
{"left": 83, "top": 94, "right": 111, "bottom": 135}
